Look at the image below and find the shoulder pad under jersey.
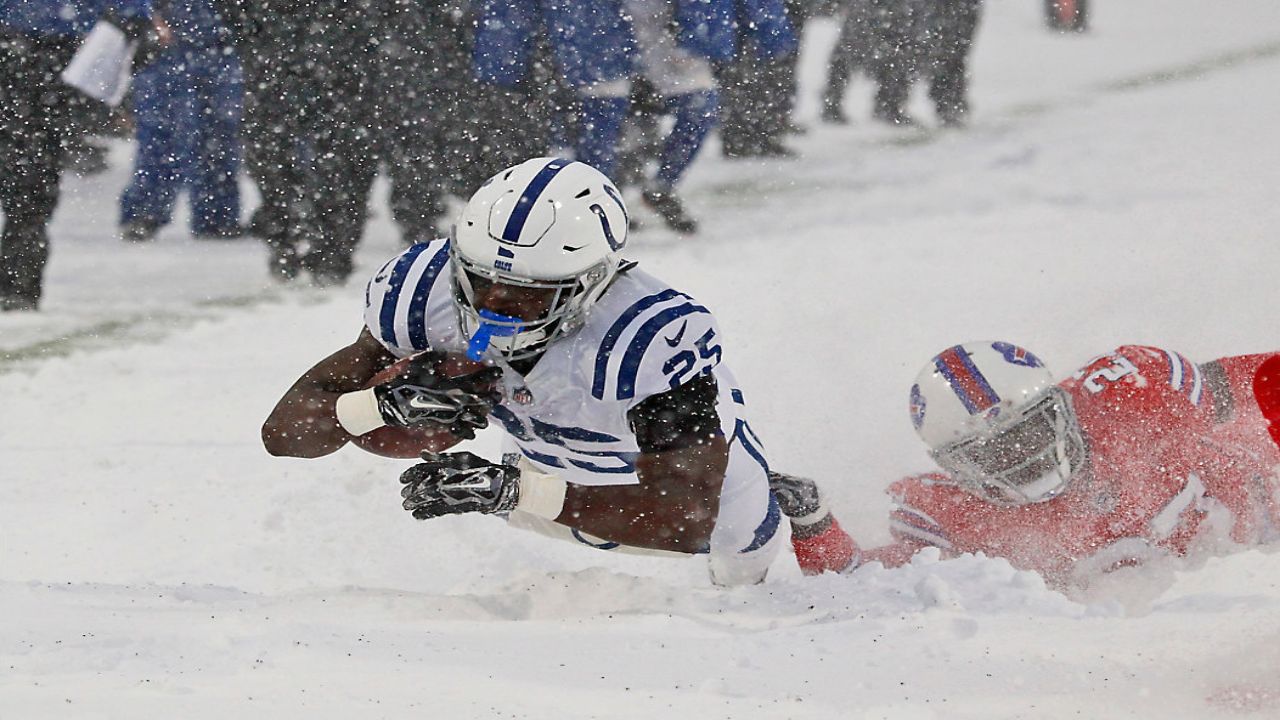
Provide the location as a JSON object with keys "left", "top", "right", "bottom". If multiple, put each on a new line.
{"left": 363, "top": 239, "right": 452, "bottom": 356}
{"left": 587, "top": 287, "right": 723, "bottom": 406}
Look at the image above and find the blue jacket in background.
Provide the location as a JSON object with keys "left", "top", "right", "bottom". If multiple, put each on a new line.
{"left": 473, "top": 0, "right": 796, "bottom": 89}
{"left": 474, "top": 0, "right": 636, "bottom": 89}
{"left": 676, "top": 0, "right": 798, "bottom": 61}
{"left": 0, "top": 0, "right": 151, "bottom": 38}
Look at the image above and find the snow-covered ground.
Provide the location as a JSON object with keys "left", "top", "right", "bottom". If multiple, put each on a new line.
{"left": 4, "top": 1, "right": 1280, "bottom": 717}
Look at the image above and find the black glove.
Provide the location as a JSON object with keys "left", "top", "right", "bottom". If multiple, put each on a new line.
{"left": 374, "top": 353, "right": 504, "bottom": 440}
{"left": 400, "top": 451, "right": 520, "bottom": 519}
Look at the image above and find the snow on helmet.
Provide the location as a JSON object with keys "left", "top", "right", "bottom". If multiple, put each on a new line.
{"left": 909, "top": 341, "right": 1086, "bottom": 506}
{"left": 450, "top": 157, "right": 627, "bottom": 362}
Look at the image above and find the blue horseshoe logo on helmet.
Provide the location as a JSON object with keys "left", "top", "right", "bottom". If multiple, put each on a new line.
{"left": 590, "top": 203, "right": 625, "bottom": 251}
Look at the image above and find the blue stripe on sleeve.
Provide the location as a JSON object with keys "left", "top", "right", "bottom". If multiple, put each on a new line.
{"left": 732, "top": 418, "right": 770, "bottom": 476}
{"left": 591, "top": 288, "right": 687, "bottom": 399}
{"left": 502, "top": 158, "right": 572, "bottom": 243}
{"left": 378, "top": 243, "right": 430, "bottom": 348}
{"left": 571, "top": 529, "right": 620, "bottom": 551}
{"left": 521, "top": 447, "right": 567, "bottom": 468}
{"left": 530, "top": 417, "right": 621, "bottom": 444}
{"left": 567, "top": 458, "right": 636, "bottom": 474}
{"left": 741, "top": 494, "right": 782, "bottom": 554}
{"left": 615, "top": 303, "right": 711, "bottom": 400}
{"left": 406, "top": 242, "right": 451, "bottom": 351}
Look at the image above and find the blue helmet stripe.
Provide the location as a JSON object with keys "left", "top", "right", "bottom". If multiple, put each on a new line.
{"left": 616, "top": 303, "right": 711, "bottom": 401}
{"left": 591, "top": 289, "right": 688, "bottom": 399}
{"left": 406, "top": 242, "right": 451, "bottom": 351}
{"left": 378, "top": 243, "right": 430, "bottom": 347}
{"left": 501, "top": 158, "right": 573, "bottom": 243}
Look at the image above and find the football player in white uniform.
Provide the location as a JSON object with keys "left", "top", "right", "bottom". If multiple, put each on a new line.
{"left": 262, "top": 157, "right": 857, "bottom": 585}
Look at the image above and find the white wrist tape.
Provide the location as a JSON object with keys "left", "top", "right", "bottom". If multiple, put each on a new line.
{"left": 335, "top": 388, "right": 387, "bottom": 437}
{"left": 514, "top": 467, "right": 568, "bottom": 520}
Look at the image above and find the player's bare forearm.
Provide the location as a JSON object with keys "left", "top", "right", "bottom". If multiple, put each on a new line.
{"left": 555, "top": 435, "right": 728, "bottom": 553}
{"left": 262, "top": 329, "right": 395, "bottom": 458}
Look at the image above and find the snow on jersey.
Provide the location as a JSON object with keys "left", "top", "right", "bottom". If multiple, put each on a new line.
{"left": 361, "top": 239, "right": 770, "bottom": 492}
{"left": 880, "top": 346, "right": 1280, "bottom": 588}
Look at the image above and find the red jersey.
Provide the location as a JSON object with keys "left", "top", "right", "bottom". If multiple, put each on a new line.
{"left": 871, "top": 346, "right": 1280, "bottom": 588}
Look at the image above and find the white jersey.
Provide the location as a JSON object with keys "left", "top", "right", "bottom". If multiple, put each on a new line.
{"left": 363, "top": 239, "right": 781, "bottom": 580}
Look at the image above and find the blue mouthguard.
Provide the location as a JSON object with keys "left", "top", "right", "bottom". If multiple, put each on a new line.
{"left": 466, "top": 309, "right": 525, "bottom": 360}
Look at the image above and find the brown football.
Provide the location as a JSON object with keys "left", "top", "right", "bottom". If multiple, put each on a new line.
{"left": 349, "top": 351, "right": 492, "bottom": 459}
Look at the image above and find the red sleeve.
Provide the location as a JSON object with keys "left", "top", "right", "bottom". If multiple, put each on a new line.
{"left": 873, "top": 472, "right": 979, "bottom": 564}
{"left": 1063, "top": 346, "right": 1218, "bottom": 458}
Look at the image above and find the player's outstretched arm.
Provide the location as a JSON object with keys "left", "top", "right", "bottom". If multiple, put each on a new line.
{"left": 261, "top": 328, "right": 396, "bottom": 458}
{"left": 559, "top": 373, "right": 728, "bottom": 552}
{"left": 398, "top": 437, "right": 728, "bottom": 553}
{"left": 396, "top": 374, "right": 729, "bottom": 554}
{"left": 560, "top": 434, "right": 728, "bottom": 553}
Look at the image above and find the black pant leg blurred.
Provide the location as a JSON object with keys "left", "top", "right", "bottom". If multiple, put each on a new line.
{"left": 715, "top": 36, "right": 790, "bottom": 157}
{"left": 383, "top": 0, "right": 473, "bottom": 245}
{"left": 925, "top": 0, "right": 982, "bottom": 124}
{"left": 869, "top": 0, "right": 923, "bottom": 122}
{"left": 824, "top": 0, "right": 874, "bottom": 116}
{"left": 302, "top": 0, "right": 385, "bottom": 284}
{"left": 0, "top": 33, "right": 79, "bottom": 309}
{"left": 237, "top": 10, "right": 320, "bottom": 278}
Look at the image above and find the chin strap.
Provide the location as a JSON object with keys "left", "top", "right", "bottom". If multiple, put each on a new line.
{"left": 466, "top": 309, "right": 526, "bottom": 361}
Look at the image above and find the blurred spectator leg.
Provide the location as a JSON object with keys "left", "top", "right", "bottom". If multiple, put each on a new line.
{"left": 383, "top": 0, "right": 456, "bottom": 245}
{"left": 823, "top": 0, "right": 874, "bottom": 124}
{"left": 926, "top": 0, "right": 982, "bottom": 127}
{"left": 575, "top": 86, "right": 629, "bottom": 177}
{"left": 120, "top": 56, "right": 185, "bottom": 243}
{"left": 306, "top": 114, "right": 377, "bottom": 286}
{"left": 240, "top": 46, "right": 313, "bottom": 280}
{"left": 0, "top": 33, "right": 77, "bottom": 311}
{"left": 870, "top": 0, "right": 921, "bottom": 126}
{"left": 189, "top": 46, "right": 244, "bottom": 239}
{"left": 642, "top": 89, "right": 718, "bottom": 234}
{"left": 472, "top": 82, "right": 553, "bottom": 182}
{"left": 388, "top": 140, "right": 447, "bottom": 246}
{"left": 778, "top": 0, "right": 811, "bottom": 135}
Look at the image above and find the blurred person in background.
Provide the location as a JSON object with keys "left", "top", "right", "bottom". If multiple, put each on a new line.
{"left": 920, "top": 0, "right": 982, "bottom": 127}
{"left": 868, "top": 0, "right": 982, "bottom": 127}
{"left": 713, "top": 0, "right": 798, "bottom": 158}
{"left": 613, "top": 0, "right": 722, "bottom": 234}
{"left": 215, "top": 0, "right": 321, "bottom": 280}
{"left": 1, "top": 0, "right": 154, "bottom": 311}
{"left": 472, "top": 1, "right": 634, "bottom": 178}
{"left": 119, "top": 0, "right": 244, "bottom": 243}
{"left": 820, "top": 0, "right": 874, "bottom": 124}
{"left": 383, "top": 0, "right": 475, "bottom": 247}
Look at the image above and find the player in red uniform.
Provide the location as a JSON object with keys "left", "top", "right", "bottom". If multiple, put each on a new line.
{"left": 859, "top": 341, "right": 1280, "bottom": 589}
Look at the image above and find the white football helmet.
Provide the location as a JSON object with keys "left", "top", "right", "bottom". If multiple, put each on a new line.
{"left": 909, "top": 341, "right": 1087, "bottom": 506}
{"left": 450, "top": 157, "right": 628, "bottom": 361}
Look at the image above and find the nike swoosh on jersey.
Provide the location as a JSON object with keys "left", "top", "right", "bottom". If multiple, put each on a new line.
{"left": 664, "top": 320, "right": 688, "bottom": 347}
